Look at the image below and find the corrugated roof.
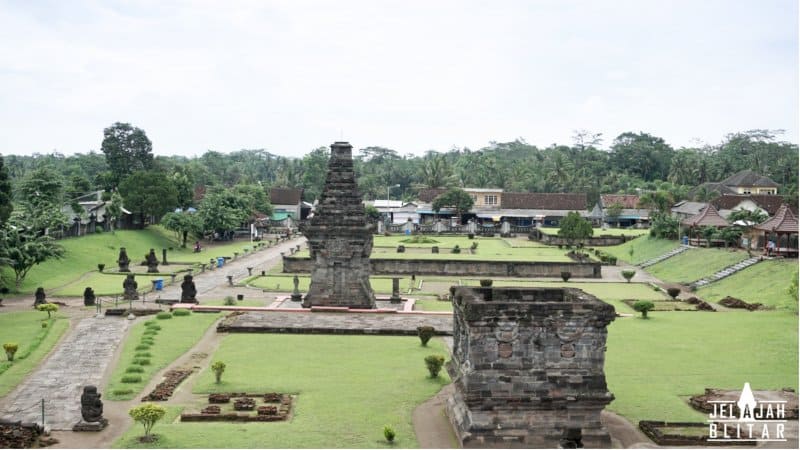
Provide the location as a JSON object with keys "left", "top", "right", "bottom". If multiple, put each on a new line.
{"left": 754, "top": 204, "right": 798, "bottom": 233}
{"left": 681, "top": 205, "right": 729, "bottom": 227}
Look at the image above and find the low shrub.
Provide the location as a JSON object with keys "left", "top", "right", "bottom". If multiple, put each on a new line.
{"left": 451, "top": 245, "right": 461, "bottom": 254}
{"left": 424, "top": 355, "right": 445, "bottom": 378}
{"left": 467, "top": 233, "right": 475, "bottom": 239}
{"left": 633, "top": 300, "right": 655, "bottom": 319}
{"left": 172, "top": 309, "right": 191, "bottom": 316}
{"left": 134, "top": 352, "right": 152, "bottom": 358}
{"left": 142, "top": 330, "right": 158, "bottom": 336}
{"left": 211, "top": 361, "right": 226, "bottom": 384}
{"left": 666, "top": 287, "right": 681, "bottom": 299}
{"left": 621, "top": 270, "right": 636, "bottom": 282}
{"left": 560, "top": 271, "right": 571, "bottom": 282}
{"left": 156, "top": 312, "right": 172, "bottom": 320}
{"left": 383, "top": 425, "right": 396, "bottom": 443}
{"left": 417, "top": 326, "right": 435, "bottom": 346}
{"left": 479, "top": 279, "right": 493, "bottom": 287}
{"left": 134, "top": 344, "right": 151, "bottom": 351}
{"left": 97, "top": 263, "right": 105, "bottom": 272}
{"left": 112, "top": 388, "right": 134, "bottom": 396}
{"left": 143, "top": 320, "right": 156, "bottom": 326}
{"left": 470, "top": 242, "right": 478, "bottom": 250}
{"left": 396, "top": 245, "right": 405, "bottom": 253}
{"left": 121, "top": 374, "right": 143, "bottom": 383}
{"left": 126, "top": 366, "right": 145, "bottom": 373}
{"left": 133, "top": 358, "right": 151, "bottom": 366}
{"left": 140, "top": 338, "right": 155, "bottom": 345}
{"left": 224, "top": 296, "right": 236, "bottom": 306}
{"left": 3, "top": 343, "right": 18, "bottom": 361}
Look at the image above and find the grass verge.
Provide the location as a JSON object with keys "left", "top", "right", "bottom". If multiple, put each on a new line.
{"left": 0, "top": 312, "right": 69, "bottom": 396}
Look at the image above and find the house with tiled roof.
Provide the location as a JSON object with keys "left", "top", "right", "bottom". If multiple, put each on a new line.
{"left": 269, "top": 187, "right": 311, "bottom": 225}
{"left": 691, "top": 170, "right": 780, "bottom": 197}
{"left": 591, "top": 194, "right": 651, "bottom": 228}
{"left": 710, "top": 194, "right": 796, "bottom": 218}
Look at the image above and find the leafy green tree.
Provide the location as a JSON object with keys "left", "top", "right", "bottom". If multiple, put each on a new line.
{"left": 419, "top": 154, "right": 454, "bottom": 189}
{"left": 37, "top": 303, "right": 58, "bottom": 319}
{"left": 637, "top": 190, "right": 673, "bottom": 214}
{"left": 232, "top": 184, "right": 273, "bottom": 216}
{"left": 128, "top": 403, "right": 166, "bottom": 439}
{"left": 118, "top": 171, "right": 179, "bottom": 227}
{"left": 633, "top": 300, "right": 654, "bottom": 319}
{"left": 101, "top": 122, "right": 154, "bottom": 185}
{"left": 161, "top": 211, "right": 203, "bottom": 248}
{"left": 558, "top": 211, "right": 594, "bottom": 246}
{"left": 197, "top": 188, "right": 251, "bottom": 236}
{"left": 106, "top": 191, "right": 124, "bottom": 232}
{"left": 17, "top": 167, "right": 65, "bottom": 205}
{"left": 611, "top": 132, "right": 674, "bottom": 181}
{"left": 716, "top": 226, "right": 742, "bottom": 248}
{"left": 301, "top": 147, "right": 330, "bottom": 202}
{"left": 0, "top": 156, "right": 12, "bottom": 226}
{"left": 649, "top": 212, "right": 679, "bottom": 239}
{"left": 364, "top": 205, "right": 381, "bottom": 222}
{"left": 0, "top": 227, "right": 65, "bottom": 289}
{"left": 431, "top": 188, "right": 474, "bottom": 223}
{"left": 605, "top": 202, "right": 624, "bottom": 227}
{"left": 211, "top": 361, "right": 226, "bottom": 383}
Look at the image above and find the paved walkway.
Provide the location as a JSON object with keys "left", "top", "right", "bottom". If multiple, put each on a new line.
{"left": 0, "top": 317, "right": 129, "bottom": 430}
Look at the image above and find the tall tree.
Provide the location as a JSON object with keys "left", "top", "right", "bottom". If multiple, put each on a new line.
{"left": 101, "top": 122, "right": 154, "bottom": 185}
{"left": 432, "top": 188, "right": 474, "bottom": 223}
{"left": 118, "top": 171, "right": 178, "bottom": 227}
{"left": 0, "top": 226, "right": 65, "bottom": 290}
{"left": 558, "top": 211, "right": 594, "bottom": 246}
{"left": 0, "top": 156, "right": 12, "bottom": 226}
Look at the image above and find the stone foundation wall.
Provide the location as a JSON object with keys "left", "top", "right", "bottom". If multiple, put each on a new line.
{"left": 529, "top": 229, "right": 631, "bottom": 247}
{"left": 445, "top": 287, "right": 616, "bottom": 448}
{"left": 282, "top": 257, "right": 601, "bottom": 278}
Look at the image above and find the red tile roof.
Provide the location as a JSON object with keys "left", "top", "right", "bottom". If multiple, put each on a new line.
{"left": 501, "top": 192, "right": 587, "bottom": 210}
{"left": 711, "top": 195, "right": 788, "bottom": 216}
{"left": 681, "top": 205, "right": 729, "bottom": 227}
{"left": 755, "top": 204, "right": 798, "bottom": 233}
{"left": 601, "top": 194, "right": 640, "bottom": 209}
{"left": 270, "top": 188, "right": 303, "bottom": 205}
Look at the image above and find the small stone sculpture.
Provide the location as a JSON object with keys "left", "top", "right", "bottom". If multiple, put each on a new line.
{"left": 83, "top": 287, "right": 96, "bottom": 306}
{"left": 145, "top": 249, "right": 159, "bottom": 273}
{"left": 181, "top": 275, "right": 197, "bottom": 303}
{"left": 389, "top": 278, "right": 402, "bottom": 303}
{"left": 117, "top": 247, "right": 130, "bottom": 272}
{"left": 290, "top": 275, "right": 302, "bottom": 302}
{"left": 73, "top": 385, "right": 108, "bottom": 431}
{"left": 33, "top": 287, "right": 46, "bottom": 307}
{"left": 123, "top": 274, "right": 138, "bottom": 300}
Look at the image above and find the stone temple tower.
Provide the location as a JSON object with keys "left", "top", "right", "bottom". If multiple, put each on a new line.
{"left": 301, "top": 142, "right": 376, "bottom": 309}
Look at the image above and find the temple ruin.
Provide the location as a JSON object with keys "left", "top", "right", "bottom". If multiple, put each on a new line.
{"left": 301, "top": 141, "right": 376, "bottom": 308}
{"left": 446, "top": 286, "right": 616, "bottom": 448}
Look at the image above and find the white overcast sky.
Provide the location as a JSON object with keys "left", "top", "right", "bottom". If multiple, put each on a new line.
{"left": 0, "top": 0, "right": 797, "bottom": 158}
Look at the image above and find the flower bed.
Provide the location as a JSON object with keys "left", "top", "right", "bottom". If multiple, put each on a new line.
{"left": 141, "top": 369, "right": 192, "bottom": 401}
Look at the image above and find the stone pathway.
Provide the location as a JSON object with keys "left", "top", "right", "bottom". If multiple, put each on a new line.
{"left": 219, "top": 310, "right": 453, "bottom": 336}
{"left": 0, "top": 317, "right": 129, "bottom": 430}
{"left": 690, "top": 256, "right": 761, "bottom": 289}
{"left": 637, "top": 245, "right": 690, "bottom": 268}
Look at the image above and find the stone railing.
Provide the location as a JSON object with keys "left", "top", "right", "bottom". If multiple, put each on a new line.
{"left": 529, "top": 228, "right": 633, "bottom": 246}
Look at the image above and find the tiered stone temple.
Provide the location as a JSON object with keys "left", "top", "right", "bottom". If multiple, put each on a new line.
{"left": 446, "top": 286, "right": 616, "bottom": 448}
{"left": 301, "top": 142, "right": 376, "bottom": 309}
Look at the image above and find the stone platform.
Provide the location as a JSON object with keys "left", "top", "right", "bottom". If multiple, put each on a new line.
{"left": 217, "top": 310, "right": 453, "bottom": 336}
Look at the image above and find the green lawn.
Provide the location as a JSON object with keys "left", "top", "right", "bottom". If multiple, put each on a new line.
{"left": 245, "top": 275, "right": 415, "bottom": 294}
{"left": 2, "top": 226, "right": 268, "bottom": 294}
{"left": 698, "top": 260, "right": 798, "bottom": 311}
{"left": 601, "top": 237, "right": 680, "bottom": 265}
{"left": 461, "top": 280, "right": 668, "bottom": 301}
{"left": 647, "top": 248, "right": 750, "bottom": 284}
{"left": 202, "top": 298, "right": 269, "bottom": 307}
{"left": 105, "top": 312, "right": 220, "bottom": 400}
{"left": 413, "top": 299, "right": 454, "bottom": 311}
{"left": 605, "top": 310, "right": 798, "bottom": 424}
{"left": 113, "top": 334, "right": 451, "bottom": 448}
{"left": 0, "top": 311, "right": 70, "bottom": 396}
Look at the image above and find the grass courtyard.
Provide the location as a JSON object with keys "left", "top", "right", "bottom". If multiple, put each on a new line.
{"left": 697, "top": 259, "right": 798, "bottom": 311}
{"left": 113, "top": 334, "right": 451, "bottom": 448}
{"left": 646, "top": 248, "right": 750, "bottom": 284}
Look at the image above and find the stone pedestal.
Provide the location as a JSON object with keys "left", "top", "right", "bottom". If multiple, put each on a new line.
{"left": 446, "top": 287, "right": 616, "bottom": 448}
{"left": 389, "top": 278, "right": 402, "bottom": 303}
{"left": 72, "top": 419, "right": 108, "bottom": 432}
{"left": 302, "top": 142, "right": 376, "bottom": 309}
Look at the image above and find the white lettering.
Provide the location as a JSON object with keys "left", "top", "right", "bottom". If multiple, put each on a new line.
{"left": 765, "top": 404, "right": 773, "bottom": 419}
{"left": 746, "top": 423, "right": 754, "bottom": 438}
{"left": 776, "top": 403, "right": 785, "bottom": 419}
{"left": 761, "top": 424, "right": 770, "bottom": 439}
{"left": 777, "top": 423, "right": 784, "bottom": 439}
{"left": 709, "top": 423, "right": 717, "bottom": 438}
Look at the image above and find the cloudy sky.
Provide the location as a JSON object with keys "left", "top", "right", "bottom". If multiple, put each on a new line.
{"left": 1, "top": 0, "right": 797, "bottom": 157}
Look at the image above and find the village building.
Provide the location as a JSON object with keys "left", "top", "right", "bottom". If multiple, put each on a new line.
{"left": 671, "top": 200, "right": 709, "bottom": 221}
{"left": 365, "top": 200, "right": 419, "bottom": 224}
{"left": 590, "top": 194, "right": 651, "bottom": 228}
{"left": 753, "top": 204, "right": 798, "bottom": 257}
{"left": 60, "top": 190, "right": 133, "bottom": 236}
{"left": 680, "top": 204, "right": 730, "bottom": 246}
{"left": 268, "top": 187, "right": 311, "bottom": 228}
{"left": 692, "top": 169, "right": 780, "bottom": 197}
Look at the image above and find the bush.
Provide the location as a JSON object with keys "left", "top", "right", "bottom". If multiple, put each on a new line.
{"left": 143, "top": 330, "right": 158, "bottom": 336}
{"left": 126, "top": 366, "right": 145, "bottom": 373}
{"left": 211, "top": 361, "right": 226, "bottom": 384}
{"left": 479, "top": 279, "right": 493, "bottom": 287}
{"left": 140, "top": 338, "right": 155, "bottom": 345}
{"left": 467, "top": 233, "right": 475, "bottom": 239}
{"left": 121, "top": 374, "right": 143, "bottom": 383}
{"left": 156, "top": 312, "right": 172, "bottom": 320}
{"left": 172, "top": 309, "right": 191, "bottom": 316}
{"left": 424, "top": 355, "right": 445, "bottom": 378}
{"left": 224, "top": 296, "right": 236, "bottom": 306}
{"left": 129, "top": 403, "right": 166, "bottom": 438}
{"left": 396, "top": 245, "right": 405, "bottom": 253}
{"left": 560, "top": 271, "right": 571, "bottom": 282}
{"left": 633, "top": 300, "right": 655, "bottom": 319}
{"left": 98, "top": 263, "right": 105, "bottom": 272}
{"left": 383, "top": 425, "right": 396, "bottom": 443}
{"left": 417, "top": 326, "right": 435, "bottom": 346}
{"left": 470, "top": 242, "right": 478, "bottom": 250}
{"left": 134, "top": 344, "right": 151, "bottom": 351}
{"left": 3, "top": 343, "right": 18, "bottom": 361}
{"left": 451, "top": 245, "right": 461, "bottom": 254}
{"left": 666, "top": 287, "right": 681, "bottom": 299}
{"left": 144, "top": 320, "right": 156, "bottom": 326}
{"left": 133, "top": 358, "right": 151, "bottom": 365}
{"left": 112, "top": 388, "right": 133, "bottom": 396}
{"left": 37, "top": 303, "right": 59, "bottom": 319}
{"left": 621, "top": 270, "right": 636, "bottom": 283}
{"left": 134, "top": 352, "right": 152, "bottom": 358}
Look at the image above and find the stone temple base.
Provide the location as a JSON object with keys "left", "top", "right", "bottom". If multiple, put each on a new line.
{"left": 72, "top": 419, "right": 108, "bottom": 432}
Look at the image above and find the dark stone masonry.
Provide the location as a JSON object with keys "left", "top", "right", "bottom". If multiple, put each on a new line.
{"left": 446, "top": 286, "right": 616, "bottom": 448}
{"left": 301, "top": 142, "right": 376, "bottom": 308}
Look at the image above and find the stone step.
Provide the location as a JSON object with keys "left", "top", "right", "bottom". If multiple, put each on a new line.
{"left": 689, "top": 257, "right": 763, "bottom": 289}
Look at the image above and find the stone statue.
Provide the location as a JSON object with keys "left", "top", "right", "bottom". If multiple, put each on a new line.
{"left": 290, "top": 275, "right": 302, "bottom": 302}
{"left": 83, "top": 287, "right": 95, "bottom": 306}
{"left": 117, "top": 247, "right": 131, "bottom": 272}
{"left": 145, "top": 249, "right": 159, "bottom": 273}
{"left": 123, "top": 274, "right": 138, "bottom": 300}
{"left": 180, "top": 275, "right": 197, "bottom": 303}
{"left": 73, "top": 385, "right": 108, "bottom": 431}
{"left": 33, "top": 287, "right": 46, "bottom": 307}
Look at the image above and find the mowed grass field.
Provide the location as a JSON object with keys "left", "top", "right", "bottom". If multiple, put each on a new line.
{"left": 1, "top": 226, "right": 267, "bottom": 294}
{"left": 646, "top": 248, "right": 750, "bottom": 284}
{"left": 605, "top": 309, "right": 798, "bottom": 423}
{"left": 538, "top": 227, "right": 651, "bottom": 237}
{"left": 698, "top": 259, "right": 798, "bottom": 310}
{"left": 0, "top": 311, "right": 70, "bottom": 396}
{"left": 601, "top": 237, "right": 681, "bottom": 265}
{"left": 113, "top": 334, "right": 451, "bottom": 448}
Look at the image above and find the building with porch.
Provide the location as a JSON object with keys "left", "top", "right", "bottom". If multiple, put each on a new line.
{"left": 753, "top": 204, "right": 798, "bottom": 257}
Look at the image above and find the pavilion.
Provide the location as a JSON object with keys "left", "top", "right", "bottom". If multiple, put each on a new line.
{"left": 754, "top": 204, "right": 798, "bottom": 257}
{"left": 680, "top": 204, "right": 729, "bottom": 247}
